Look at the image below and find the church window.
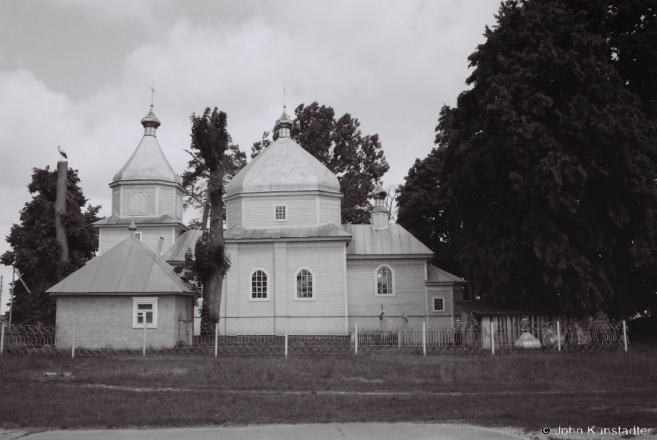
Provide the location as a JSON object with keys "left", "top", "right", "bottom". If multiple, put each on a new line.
{"left": 274, "top": 204, "right": 287, "bottom": 221}
{"left": 295, "top": 268, "right": 314, "bottom": 299}
{"left": 432, "top": 297, "right": 445, "bottom": 312}
{"left": 250, "top": 269, "right": 269, "bottom": 300}
{"left": 134, "top": 231, "right": 142, "bottom": 241}
{"left": 375, "top": 265, "right": 395, "bottom": 296}
{"left": 129, "top": 192, "right": 147, "bottom": 215}
{"left": 132, "top": 297, "right": 158, "bottom": 328}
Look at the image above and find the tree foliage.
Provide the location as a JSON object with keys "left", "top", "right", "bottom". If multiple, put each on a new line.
{"left": 1, "top": 167, "right": 100, "bottom": 324}
{"left": 252, "top": 102, "right": 390, "bottom": 224}
{"left": 399, "top": 0, "right": 657, "bottom": 318}
{"left": 184, "top": 107, "right": 232, "bottom": 323}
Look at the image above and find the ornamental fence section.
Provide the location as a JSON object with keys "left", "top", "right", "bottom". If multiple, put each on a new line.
{"left": 0, "top": 319, "right": 628, "bottom": 357}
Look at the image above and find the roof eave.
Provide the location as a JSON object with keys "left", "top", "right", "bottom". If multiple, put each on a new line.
{"left": 346, "top": 254, "right": 432, "bottom": 259}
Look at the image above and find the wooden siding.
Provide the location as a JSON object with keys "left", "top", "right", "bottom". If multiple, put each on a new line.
{"left": 244, "top": 195, "right": 317, "bottom": 228}
{"left": 427, "top": 286, "right": 454, "bottom": 318}
{"left": 99, "top": 226, "right": 177, "bottom": 255}
{"left": 319, "top": 196, "right": 341, "bottom": 225}
{"left": 159, "top": 187, "right": 174, "bottom": 217}
{"left": 226, "top": 199, "right": 242, "bottom": 228}
{"left": 175, "top": 191, "right": 183, "bottom": 220}
{"left": 112, "top": 189, "right": 120, "bottom": 216}
{"left": 121, "top": 186, "right": 156, "bottom": 217}
{"left": 347, "top": 259, "right": 427, "bottom": 318}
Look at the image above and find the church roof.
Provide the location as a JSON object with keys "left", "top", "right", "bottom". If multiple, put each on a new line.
{"left": 426, "top": 265, "right": 467, "bottom": 284}
{"left": 47, "top": 236, "right": 196, "bottom": 296}
{"left": 93, "top": 214, "right": 185, "bottom": 227}
{"left": 342, "top": 224, "right": 433, "bottom": 257}
{"left": 225, "top": 137, "right": 341, "bottom": 197}
{"left": 112, "top": 135, "right": 182, "bottom": 184}
{"left": 162, "top": 229, "right": 203, "bottom": 263}
{"left": 225, "top": 223, "right": 351, "bottom": 241}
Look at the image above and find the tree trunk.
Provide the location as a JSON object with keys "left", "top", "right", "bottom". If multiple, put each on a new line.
{"left": 207, "top": 165, "right": 225, "bottom": 323}
{"left": 201, "top": 197, "right": 210, "bottom": 232}
{"left": 54, "top": 161, "right": 69, "bottom": 281}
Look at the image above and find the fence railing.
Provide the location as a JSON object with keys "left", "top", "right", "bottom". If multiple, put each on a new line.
{"left": 0, "top": 320, "right": 628, "bottom": 357}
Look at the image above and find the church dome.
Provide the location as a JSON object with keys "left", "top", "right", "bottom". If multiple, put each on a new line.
{"left": 112, "top": 106, "right": 182, "bottom": 184}
{"left": 226, "top": 136, "right": 341, "bottom": 197}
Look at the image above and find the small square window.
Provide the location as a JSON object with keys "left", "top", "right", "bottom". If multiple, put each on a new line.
{"left": 133, "top": 297, "right": 158, "bottom": 328}
{"left": 134, "top": 231, "right": 142, "bottom": 241}
{"left": 274, "top": 205, "right": 287, "bottom": 221}
{"left": 432, "top": 297, "right": 445, "bottom": 312}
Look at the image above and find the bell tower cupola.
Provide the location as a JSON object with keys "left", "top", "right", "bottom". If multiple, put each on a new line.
{"left": 275, "top": 107, "right": 293, "bottom": 138}
{"left": 141, "top": 105, "right": 161, "bottom": 136}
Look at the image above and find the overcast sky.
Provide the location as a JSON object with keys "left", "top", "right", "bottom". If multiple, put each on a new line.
{"left": 0, "top": 0, "right": 502, "bottom": 314}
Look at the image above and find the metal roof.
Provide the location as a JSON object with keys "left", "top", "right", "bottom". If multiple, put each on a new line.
{"left": 225, "top": 137, "right": 341, "bottom": 197}
{"left": 225, "top": 223, "right": 351, "bottom": 241}
{"left": 112, "top": 133, "right": 182, "bottom": 184}
{"left": 162, "top": 229, "right": 203, "bottom": 263}
{"left": 47, "top": 236, "right": 196, "bottom": 296}
{"left": 93, "top": 214, "right": 185, "bottom": 227}
{"left": 342, "top": 224, "right": 433, "bottom": 257}
{"left": 427, "top": 265, "right": 467, "bottom": 284}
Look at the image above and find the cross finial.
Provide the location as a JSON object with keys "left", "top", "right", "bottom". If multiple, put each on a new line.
{"left": 283, "top": 82, "right": 286, "bottom": 110}
{"left": 150, "top": 82, "right": 156, "bottom": 107}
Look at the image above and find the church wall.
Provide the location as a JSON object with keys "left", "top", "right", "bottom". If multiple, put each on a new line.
{"left": 427, "top": 286, "right": 454, "bottom": 327}
{"left": 160, "top": 187, "right": 174, "bottom": 217}
{"left": 99, "top": 226, "right": 176, "bottom": 255}
{"left": 346, "top": 259, "right": 429, "bottom": 330}
{"left": 319, "top": 196, "right": 341, "bottom": 225}
{"left": 54, "top": 295, "right": 186, "bottom": 349}
{"left": 121, "top": 186, "right": 157, "bottom": 217}
{"left": 112, "top": 189, "right": 120, "bottom": 215}
{"left": 244, "top": 195, "right": 318, "bottom": 228}
{"left": 226, "top": 199, "right": 242, "bottom": 228}
{"left": 175, "top": 191, "right": 183, "bottom": 220}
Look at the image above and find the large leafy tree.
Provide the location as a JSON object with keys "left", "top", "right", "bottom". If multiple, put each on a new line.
{"left": 252, "top": 102, "right": 390, "bottom": 224}
{"left": 185, "top": 107, "right": 232, "bottom": 323}
{"left": 1, "top": 167, "right": 100, "bottom": 324}
{"left": 181, "top": 139, "right": 246, "bottom": 230}
{"left": 403, "top": 0, "right": 657, "bottom": 318}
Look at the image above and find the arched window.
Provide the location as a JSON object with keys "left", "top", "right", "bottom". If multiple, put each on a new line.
{"left": 250, "top": 269, "right": 269, "bottom": 300}
{"left": 129, "top": 192, "right": 147, "bottom": 215}
{"left": 295, "top": 268, "right": 314, "bottom": 299}
{"left": 375, "top": 265, "right": 395, "bottom": 296}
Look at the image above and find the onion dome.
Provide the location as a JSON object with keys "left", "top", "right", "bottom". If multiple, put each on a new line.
{"left": 112, "top": 106, "right": 182, "bottom": 184}
{"left": 226, "top": 109, "right": 340, "bottom": 197}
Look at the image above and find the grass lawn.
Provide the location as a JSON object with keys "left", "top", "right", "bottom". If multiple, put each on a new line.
{"left": 0, "top": 344, "right": 655, "bottom": 433}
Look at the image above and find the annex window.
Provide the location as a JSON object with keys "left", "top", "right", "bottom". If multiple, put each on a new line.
{"left": 132, "top": 297, "right": 158, "bottom": 328}
{"left": 295, "top": 268, "right": 314, "bottom": 300}
{"left": 274, "top": 204, "right": 287, "bottom": 221}
{"left": 375, "top": 265, "right": 395, "bottom": 296}
{"left": 134, "top": 231, "right": 142, "bottom": 241}
{"left": 432, "top": 297, "right": 445, "bottom": 312}
{"left": 250, "top": 269, "right": 269, "bottom": 300}
{"left": 129, "top": 192, "right": 147, "bottom": 215}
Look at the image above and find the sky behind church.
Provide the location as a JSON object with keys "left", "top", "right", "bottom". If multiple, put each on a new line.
{"left": 0, "top": 0, "right": 501, "bottom": 313}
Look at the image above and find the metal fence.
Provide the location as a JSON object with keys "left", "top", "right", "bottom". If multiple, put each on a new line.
{"left": 0, "top": 320, "right": 628, "bottom": 357}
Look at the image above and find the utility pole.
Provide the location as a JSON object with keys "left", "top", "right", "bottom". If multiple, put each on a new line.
{"left": 8, "top": 266, "right": 14, "bottom": 326}
{"left": 0, "top": 275, "right": 3, "bottom": 321}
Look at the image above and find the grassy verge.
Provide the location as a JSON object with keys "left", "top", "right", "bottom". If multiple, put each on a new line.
{"left": 0, "top": 344, "right": 655, "bottom": 431}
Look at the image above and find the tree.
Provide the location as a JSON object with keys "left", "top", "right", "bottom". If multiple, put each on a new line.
{"left": 252, "top": 102, "right": 390, "bottom": 224}
{"left": 424, "top": 0, "right": 657, "bottom": 318}
{"left": 182, "top": 140, "right": 246, "bottom": 230}
{"left": 185, "top": 107, "right": 232, "bottom": 323}
{"left": 1, "top": 167, "right": 100, "bottom": 324}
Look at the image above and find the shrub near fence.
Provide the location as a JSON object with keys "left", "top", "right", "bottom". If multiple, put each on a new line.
{"left": 0, "top": 320, "right": 628, "bottom": 357}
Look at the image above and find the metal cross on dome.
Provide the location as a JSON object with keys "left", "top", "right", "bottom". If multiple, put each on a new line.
{"left": 150, "top": 82, "right": 156, "bottom": 106}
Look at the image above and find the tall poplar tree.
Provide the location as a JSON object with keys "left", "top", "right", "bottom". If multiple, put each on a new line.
{"left": 402, "top": 0, "right": 657, "bottom": 317}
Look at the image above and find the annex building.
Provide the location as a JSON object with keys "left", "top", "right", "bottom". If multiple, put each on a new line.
{"left": 49, "top": 105, "right": 466, "bottom": 341}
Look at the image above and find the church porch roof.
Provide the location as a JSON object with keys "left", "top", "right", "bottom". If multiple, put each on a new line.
{"left": 342, "top": 224, "right": 433, "bottom": 258}
{"left": 93, "top": 214, "right": 186, "bottom": 228}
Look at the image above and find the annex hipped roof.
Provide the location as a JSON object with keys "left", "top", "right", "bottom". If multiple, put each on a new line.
{"left": 342, "top": 224, "right": 433, "bottom": 257}
{"left": 225, "top": 137, "right": 341, "bottom": 197}
{"left": 427, "top": 265, "right": 467, "bottom": 284}
{"left": 47, "top": 236, "right": 196, "bottom": 296}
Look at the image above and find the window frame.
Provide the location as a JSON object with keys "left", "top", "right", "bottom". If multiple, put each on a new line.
{"left": 134, "top": 231, "right": 143, "bottom": 241}
{"left": 129, "top": 191, "right": 147, "bottom": 216}
{"left": 374, "top": 264, "right": 396, "bottom": 297}
{"left": 132, "top": 297, "right": 158, "bottom": 328}
{"left": 294, "top": 267, "right": 316, "bottom": 301}
{"left": 273, "top": 204, "right": 288, "bottom": 222}
{"left": 249, "top": 268, "right": 270, "bottom": 301}
{"left": 432, "top": 296, "right": 446, "bottom": 312}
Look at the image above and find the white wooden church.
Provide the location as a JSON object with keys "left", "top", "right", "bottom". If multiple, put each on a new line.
{"left": 49, "top": 105, "right": 466, "bottom": 343}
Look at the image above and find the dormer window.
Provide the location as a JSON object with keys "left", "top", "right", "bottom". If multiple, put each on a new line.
{"left": 274, "top": 204, "right": 287, "bottom": 221}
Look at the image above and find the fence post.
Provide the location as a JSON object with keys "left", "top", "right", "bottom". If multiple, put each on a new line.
{"left": 0, "top": 323, "right": 4, "bottom": 354}
{"left": 71, "top": 324, "right": 76, "bottom": 359}
{"left": 422, "top": 322, "right": 426, "bottom": 356}
{"left": 490, "top": 321, "right": 495, "bottom": 355}
{"left": 143, "top": 325, "right": 147, "bottom": 356}
{"left": 214, "top": 323, "right": 218, "bottom": 359}
{"left": 557, "top": 321, "right": 561, "bottom": 352}
{"left": 355, "top": 323, "right": 358, "bottom": 354}
{"left": 622, "top": 320, "right": 628, "bottom": 352}
{"left": 284, "top": 325, "right": 288, "bottom": 357}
